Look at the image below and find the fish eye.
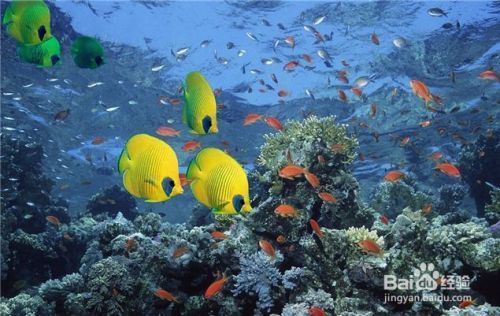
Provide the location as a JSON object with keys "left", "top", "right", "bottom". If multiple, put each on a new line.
{"left": 202, "top": 116, "right": 212, "bottom": 134}
{"left": 162, "top": 177, "right": 175, "bottom": 197}
{"left": 38, "top": 25, "right": 46, "bottom": 41}
{"left": 232, "top": 195, "right": 245, "bottom": 213}
{"left": 95, "top": 56, "right": 104, "bottom": 66}
{"left": 51, "top": 55, "right": 60, "bottom": 66}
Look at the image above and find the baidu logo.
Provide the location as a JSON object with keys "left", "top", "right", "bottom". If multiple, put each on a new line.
{"left": 384, "top": 262, "right": 441, "bottom": 291}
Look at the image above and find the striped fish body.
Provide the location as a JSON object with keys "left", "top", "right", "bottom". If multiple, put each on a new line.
{"left": 118, "top": 134, "right": 183, "bottom": 202}
{"left": 3, "top": 0, "right": 52, "bottom": 45}
{"left": 187, "top": 148, "right": 251, "bottom": 215}
{"left": 17, "top": 36, "right": 60, "bottom": 67}
{"left": 182, "top": 72, "right": 218, "bottom": 135}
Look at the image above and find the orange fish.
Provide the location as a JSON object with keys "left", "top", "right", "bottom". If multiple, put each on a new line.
{"left": 419, "top": 120, "right": 431, "bottom": 127}
{"left": 279, "top": 164, "right": 304, "bottom": 179}
{"left": 156, "top": 126, "right": 180, "bottom": 137}
{"left": 384, "top": 170, "right": 405, "bottom": 182}
{"left": 204, "top": 274, "right": 228, "bottom": 299}
{"left": 379, "top": 215, "right": 389, "bottom": 225}
{"left": 351, "top": 87, "right": 363, "bottom": 97}
{"left": 331, "top": 143, "right": 345, "bottom": 153}
{"left": 179, "top": 173, "right": 191, "bottom": 187}
{"left": 370, "top": 103, "right": 377, "bottom": 118}
{"left": 125, "top": 238, "right": 136, "bottom": 252}
{"left": 400, "top": 136, "right": 410, "bottom": 146}
{"left": 337, "top": 70, "right": 348, "bottom": 77}
{"left": 211, "top": 231, "right": 227, "bottom": 240}
{"left": 428, "top": 151, "right": 443, "bottom": 161}
{"left": 63, "top": 232, "right": 73, "bottom": 241}
{"left": 168, "top": 98, "right": 182, "bottom": 106}
{"left": 264, "top": 117, "right": 283, "bottom": 130}
{"left": 154, "top": 288, "right": 179, "bottom": 303}
{"left": 458, "top": 299, "right": 476, "bottom": 309}
{"left": 276, "top": 235, "right": 286, "bottom": 244}
{"left": 358, "top": 239, "right": 383, "bottom": 255}
{"left": 54, "top": 109, "right": 70, "bottom": 121}
{"left": 422, "top": 203, "right": 433, "bottom": 216}
{"left": 304, "top": 170, "right": 320, "bottom": 188}
{"left": 338, "top": 75, "right": 349, "bottom": 84}
{"left": 318, "top": 192, "right": 337, "bottom": 203}
{"left": 283, "top": 60, "right": 299, "bottom": 71}
{"left": 435, "top": 163, "right": 460, "bottom": 177}
{"left": 309, "top": 306, "right": 326, "bottom": 316}
{"left": 284, "top": 36, "right": 295, "bottom": 49}
{"left": 479, "top": 70, "right": 499, "bottom": 80}
{"left": 371, "top": 32, "right": 380, "bottom": 45}
{"left": 243, "top": 113, "right": 263, "bottom": 126}
{"left": 181, "top": 140, "right": 201, "bottom": 152}
{"left": 309, "top": 219, "right": 324, "bottom": 238}
{"left": 46, "top": 215, "right": 61, "bottom": 226}
{"left": 274, "top": 204, "right": 298, "bottom": 217}
{"left": 338, "top": 89, "right": 347, "bottom": 102}
{"left": 302, "top": 54, "right": 312, "bottom": 63}
{"left": 259, "top": 240, "right": 276, "bottom": 258}
{"left": 172, "top": 245, "right": 189, "bottom": 258}
{"left": 91, "top": 136, "right": 105, "bottom": 145}
{"left": 410, "top": 80, "right": 433, "bottom": 106}
{"left": 278, "top": 89, "right": 289, "bottom": 97}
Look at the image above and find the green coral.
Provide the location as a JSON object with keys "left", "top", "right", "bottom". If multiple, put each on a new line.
{"left": 258, "top": 115, "right": 358, "bottom": 173}
{"left": 0, "top": 293, "right": 54, "bottom": 316}
{"left": 485, "top": 188, "right": 500, "bottom": 224}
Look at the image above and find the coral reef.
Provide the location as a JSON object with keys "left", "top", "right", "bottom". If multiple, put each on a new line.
{"left": 459, "top": 130, "right": 500, "bottom": 217}
{"left": 2, "top": 118, "right": 499, "bottom": 315}
{"left": 86, "top": 185, "right": 138, "bottom": 220}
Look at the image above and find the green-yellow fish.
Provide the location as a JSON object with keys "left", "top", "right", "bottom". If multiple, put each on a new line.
{"left": 17, "top": 36, "right": 61, "bottom": 67}
{"left": 187, "top": 148, "right": 251, "bottom": 215}
{"left": 71, "top": 36, "right": 105, "bottom": 69}
{"left": 3, "top": 0, "right": 52, "bottom": 45}
{"left": 182, "top": 71, "right": 218, "bottom": 135}
{"left": 118, "top": 134, "right": 183, "bottom": 202}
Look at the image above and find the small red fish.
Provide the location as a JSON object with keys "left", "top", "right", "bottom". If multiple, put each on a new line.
{"left": 422, "top": 203, "right": 433, "bottom": 216}
{"left": 384, "top": 170, "right": 405, "bottom": 182}
{"left": 337, "top": 75, "right": 349, "bottom": 84}
{"left": 458, "top": 299, "right": 476, "bottom": 309}
{"left": 278, "top": 89, "right": 289, "bottom": 97}
{"left": 179, "top": 173, "right": 191, "bottom": 187}
{"left": 204, "top": 274, "right": 228, "bottom": 299}
{"left": 156, "top": 126, "right": 180, "bottom": 137}
{"left": 284, "top": 36, "right": 295, "bottom": 49}
{"left": 276, "top": 235, "right": 286, "bottom": 244}
{"left": 304, "top": 170, "right": 320, "bottom": 188}
{"left": 371, "top": 32, "right": 380, "bottom": 45}
{"left": 309, "top": 219, "right": 324, "bottom": 238}
{"left": 400, "top": 136, "right": 410, "bottom": 146}
{"left": 172, "top": 245, "right": 189, "bottom": 258}
{"left": 410, "top": 80, "right": 433, "bottom": 106}
{"left": 302, "top": 54, "right": 312, "bottom": 63}
{"left": 168, "top": 98, "right": 182, "bottom": 106}
{"left": 358, "top": 239, "right": 383, "bottom": 255}
{"left": 91, "top": 136, "right": 105, "bottom": 145}
{"left": 264, "top": 117, "right": 283, "bottom": 130}
{"left": 419, "top": 120, "right": 431, "bottom": 127}
{"left": 243, "top": 113, "right": 263, "bottom": 126}
{"left": 211, "top": 231, "right": 227, "bottom": 240}
{"left": 259, "top": 240, "right": 276, "bottom": 258}
{"left": 274, "top": 204, "right": 298, "bottom": 217}
{"left": 46, "top": 215, "right": 61, "bottom": 226}
{"left": 379, "top": 215, "right": 389, "bottom": 225}
{"left": 154, "top": 288, "right": 179, "bottom": 303}
{"left": 309, "top": 306, "right": 326, "bottom": 316}
{"left": 279, "top": 164, "right": 304, "bottom": 179}
{"left": 351, "top": 87, "right": 363, "bottom": 97}
{"left": 125, "top": 238, "right": 136, "bottom": 252}
{"left": 479, "top": 70, "right": 499, "bottom": 80}
{"left": 435, "top": 163, "right": 460, "bottom": 177}
{"left": 370, "top": 103, "right": 377, "bottom": 118}
{"left": 318, "top": 192, "right": 337, "bottom": 203}
{"left": 283, "top": 60, "right": 299, "bottom": 71}
{"left": 338, "top": 89, "right": 347, "bottom": 102}
{"left": 54, "top": 109, "right": 70, "bottom": 121}
{"left": 428, "top": 151, "right": 443, "bottom": 161}
{"left": 181, "top": 140, "right": 201, "bottom": 152}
